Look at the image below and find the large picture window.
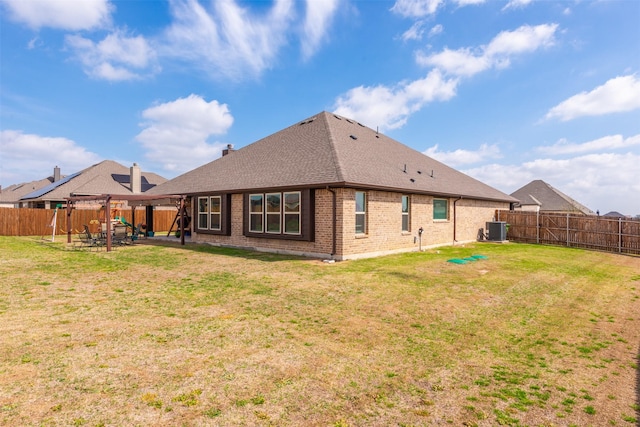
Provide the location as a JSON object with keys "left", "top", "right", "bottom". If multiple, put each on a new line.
{"left": 402, "top": 195, "right": 410, "bottom": 232}
{"left": 355, "top": 191, "right": 366, "bottom": 234}
{"left": 433, "top": 199, "right": 449, "bottom": 220}
{"left": 248, "top": 191, "right": 302, "bottom": 236}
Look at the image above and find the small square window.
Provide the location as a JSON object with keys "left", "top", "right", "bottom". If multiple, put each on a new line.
{"left": 433, "top": 199, "right": 449, "bottom": 220}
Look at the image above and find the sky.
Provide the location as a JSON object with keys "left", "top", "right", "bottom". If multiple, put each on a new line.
{"left": 1, "top": 0, "right": 639, "bottom": 216}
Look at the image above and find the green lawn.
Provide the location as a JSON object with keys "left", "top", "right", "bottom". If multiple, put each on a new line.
{"left": 0, "top": 236, "right": 639, "bottom": 426}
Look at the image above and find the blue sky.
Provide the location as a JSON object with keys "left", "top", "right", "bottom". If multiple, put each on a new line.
{"left": 1, "top": 0, "right": 639, "bottom": 215}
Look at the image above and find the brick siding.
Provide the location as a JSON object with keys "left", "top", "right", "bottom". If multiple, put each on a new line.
{"left": 191, "top": 189, "right": 509, "bottom": 260}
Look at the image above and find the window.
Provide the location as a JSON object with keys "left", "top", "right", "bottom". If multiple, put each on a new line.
{"left": 433, "top": 199, "right": 449, "bottom": 220}
{"left": 402, "top": 195, "right": 410, "bottom": 232}
{"left": 198, "top": 197, "right": 209, "bottom": 229}
{"left": 249, "top": 194, "right": 264, "bottom": 232}
{"left": 210, "top": 196, "right": 221, "bottom": 230}
{"left": 248, "top": 191, "right": 302, "bottom": 236}
{"left": 198, "top": 196, "right": 222, "bottom": 231}
{"left": 284, "top": 192, "right": 300, "bottom": 234}
{"left": 266, "top": 193, "right": 281, "bottom": 233}
{"left": 355, "top": 191, "right": 366, "bottom": 234}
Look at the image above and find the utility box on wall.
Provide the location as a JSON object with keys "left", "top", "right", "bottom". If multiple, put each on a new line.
{"left": 486, "top": 221, "right": 507, "bottom": 242}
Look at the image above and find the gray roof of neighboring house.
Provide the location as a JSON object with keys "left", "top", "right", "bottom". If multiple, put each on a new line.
{"left": 150, "top": 111, "right": 517, "bottom": 203}
{"left": 510, "top": 180, "right": 595, "bottom": 215}
{"left": 19, "top": 160, "right": 167, "bottom": 201}
{"left": 0, "top": 177, "right": 55, "bottom": 204}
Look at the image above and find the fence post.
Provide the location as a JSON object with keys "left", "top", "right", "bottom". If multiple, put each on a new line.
{"left": 619, "top": 217, "right": 622, "bottom": 253}
{"left": 536, "top": 210, "right": 540, "bottom": 244}
{"left": 566, "top": 213, "right": 569, "bottom": 247}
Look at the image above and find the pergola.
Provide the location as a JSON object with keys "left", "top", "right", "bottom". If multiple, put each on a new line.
{"left": 65, "top": 193, "right": 188, "bottom": 252}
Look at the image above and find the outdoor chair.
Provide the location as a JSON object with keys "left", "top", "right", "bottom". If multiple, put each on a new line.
{"left": 113, "top": 225, "right": 130, "bottom": 245}
{"left": 76, "top": 225, "right": 104, "bottom": 250}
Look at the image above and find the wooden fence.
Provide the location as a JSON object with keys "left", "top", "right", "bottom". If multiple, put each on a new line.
{"left": 496, "top": 210, "right": 640, "bottom": 255}
{"left": 0, "top": 207, "right": 178, "bottom": 237}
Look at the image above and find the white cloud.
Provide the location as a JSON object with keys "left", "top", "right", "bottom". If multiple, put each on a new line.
{"left": 0, "top": 0, "right": 112, "bottom": 31}
{"left": 502, "top": 0, "right": 533, "bottom": 11}
{"left": 390, "top": 0, "right": 443, "bottom": 18}
{"left": 545, "top": 75, "right": 640, "bottom": 121}
{"left": 537, "top": 134, "right": 640, "bottom": 155}
{"left": 0, "top": 130, "right": 102, "bottom": 184}
{"left": 333, "top": 69, "right": 458, "bottom": 131}
{"left": 423, "top": 143, "right": 501, "bottom": 166}
{"left": 65, "top": 30, "right": 159, "bottom": 81}
{"left": 454, "top": 0, "right": 486, "bottom": 5}
{"left": 135, "top": 95, "right": 234, "bottom": 174}
{"left": 162, "top": 0, "right": 295, "bottom": 80}
{"left": 417, "top": 23, "right": 558, "bottom": 77}
{"left": 401, "top": 21, "right": 426, "bottom": 42}
{"left": 464, "top": 151, "right": 640, "bottom": 215}
{"left": 428, "top": 24, "right": 443, "bottom": 38}
{"left": 301, "top": 0, "right": 339, "bottom": 59}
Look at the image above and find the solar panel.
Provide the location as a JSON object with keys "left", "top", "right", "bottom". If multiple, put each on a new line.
{"left": 21, "top": 172, "right": 81, "bottom": 200}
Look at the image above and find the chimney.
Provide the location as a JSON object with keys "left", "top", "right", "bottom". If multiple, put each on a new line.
{"left": 54, "top": 166, "right": 61, "bottom": 182}
{"left": 222, "top": 144, "right": 235, "bottom": 156}
{"left": 130, "top": 163, "right": 141, "bottom": 194}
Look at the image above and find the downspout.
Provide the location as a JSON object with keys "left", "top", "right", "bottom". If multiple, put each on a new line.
{"left": 327, "top": 187, "right": 337, "bottom": 257}
{"left": 453, "top": 196, "right": 463, "bottom": 243}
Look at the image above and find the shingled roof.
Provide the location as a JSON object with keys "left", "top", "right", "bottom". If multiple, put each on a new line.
{"left": 20, "top": 160, "right": 166, "bottom": 202}
{"left": 510, "top": 180, "right": 595, "bottom": 215}
{"left": 0, "top": 177, "right": 55, "bottom": 205}
{"left": 150, "top": 111, "right": 516, "bottom": 203}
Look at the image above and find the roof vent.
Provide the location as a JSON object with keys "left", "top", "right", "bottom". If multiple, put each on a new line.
{"left": 222, "top": 144, "right": 235, "bottom": 156}
{"left": 410, "top": 178, "right": 415, "bottom": 183}
{"left": 357, "top": 122, "right": 365, "bottom": 127}
{"left": 346, "top": 119, "right": 353, "bottom": 124}
{"left": 333, "top": 115, "right": 342, "bottom": 120}
{"left": 349, "top": 135, "right": 358, "bottom": 140}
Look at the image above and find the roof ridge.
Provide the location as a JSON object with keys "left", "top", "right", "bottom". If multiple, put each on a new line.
{"left": 321, "top": 112, "right": 345, "bottom": 184}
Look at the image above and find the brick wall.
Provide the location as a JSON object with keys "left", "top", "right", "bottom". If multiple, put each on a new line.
{"left": 191, "top": 190, "right": 509, "bottom": 260}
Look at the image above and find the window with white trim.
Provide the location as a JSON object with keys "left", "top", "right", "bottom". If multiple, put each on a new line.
{"left": 355, "top": 191, "right": 366, "bottom": 234}
{"left": 248, "top": 191, "right": 302, "bottom": 236}
{"left": 210, "top": 196, "right": 221, "bottom": 230}
{"left": 402, "top": 195, "right": 410, "bottom": 232}
{"left": 198, "top": 196, "right": 222, "bottom": 230}
{"left": 283, "top": 192, "right": 301, "bottom": 234}
{"left": 249, "top": 194, "right": 264, "bottom": 232}
{"left": 266, "top": 193, "right": 281, "bottom": 233}
{"left": 198, "top": 197, "right": 209, "bottom": 229}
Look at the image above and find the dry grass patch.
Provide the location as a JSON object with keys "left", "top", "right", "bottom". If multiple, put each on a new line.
{"left": 0, "top": 237, "right": 638, "bottom": 426}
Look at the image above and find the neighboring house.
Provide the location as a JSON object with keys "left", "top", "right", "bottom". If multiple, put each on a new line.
{"left": 0, "top": 171, "right": 59, "bottom": 208}
{"left": 150, "top": 111, "right": 517, "bottom": 260}
{"left": 510, "top": 180, "right": 595, "bottom": 215}
{"left": 603, "top": 211, "right": 629, "bottom": 219}
{"left": 18, "top": 161, "right": 166, "bottom": 209}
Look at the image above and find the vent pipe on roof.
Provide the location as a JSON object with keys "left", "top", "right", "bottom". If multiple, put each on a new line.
{"left": 130, "top": 163, "right": 141, "bottom": 194}
{"left": 54, "top": 166, "right": 61, "bottom": 182}
{"left": 222, "top": 144, "right": 235, "bottom": 156}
